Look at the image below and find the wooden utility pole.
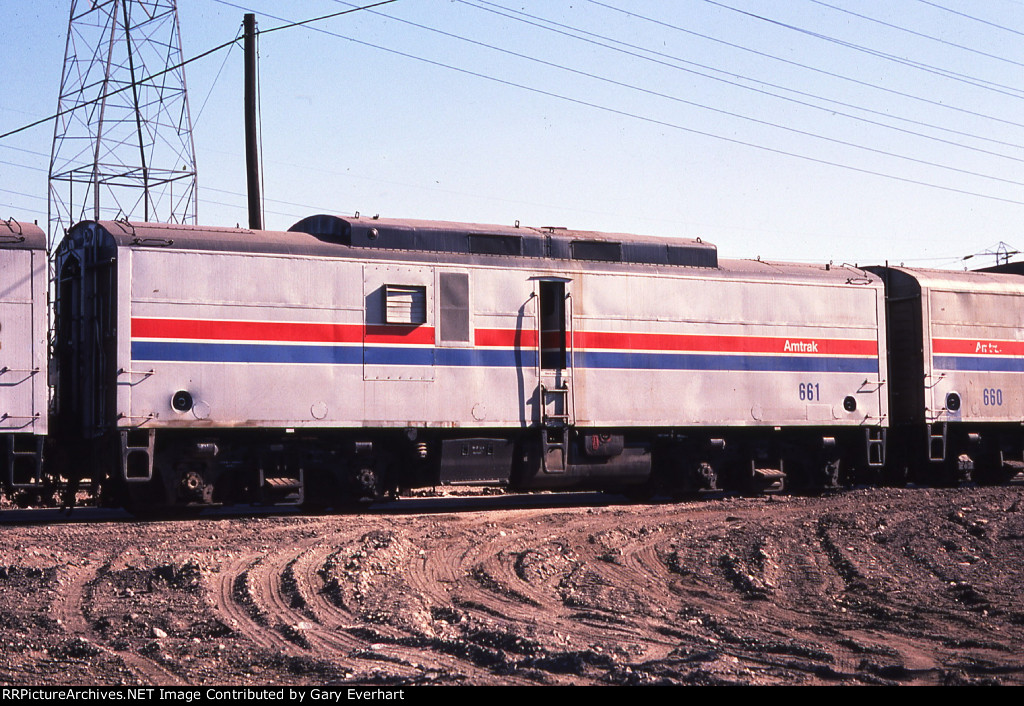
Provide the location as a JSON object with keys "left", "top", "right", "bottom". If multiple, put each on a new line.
{"left": 244, "top": 13, "right": 262, "bottom": 230}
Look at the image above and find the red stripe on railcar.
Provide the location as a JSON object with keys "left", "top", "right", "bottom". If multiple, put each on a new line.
{"left": 932, "top": 338, "right": 1024, "bottom": 356}
{"left": 131, "top": 318, "right": 435, "bottom": 345}
{"left": 573, "top": 332, "right": 876, "bottom": 356}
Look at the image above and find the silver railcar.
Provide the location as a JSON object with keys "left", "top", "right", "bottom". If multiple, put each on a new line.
{"left": 0, "top": 220, "right": 48, "bottom": 496}
{"left": 55, "top": 217, "right": 889, "bottom": 509}
{"left": 872, "top": 266, "right": 1024, "bottom": 483}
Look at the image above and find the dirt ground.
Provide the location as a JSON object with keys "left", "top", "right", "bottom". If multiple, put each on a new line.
{"left": 0, "top": 486, "right": 1022, "bottom": 686}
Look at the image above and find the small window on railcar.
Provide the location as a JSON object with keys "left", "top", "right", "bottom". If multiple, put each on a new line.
{"left": 571, "top": 240, "right": 622, "bottom": 262}
{"left": 384, "top": 284, "right": 427, "bottom": 325}
{"left": 439, "top": 272, "right": 471, "bottom": 343}
{"left": 469, "top": 233, "right": 523, "bottom": 256}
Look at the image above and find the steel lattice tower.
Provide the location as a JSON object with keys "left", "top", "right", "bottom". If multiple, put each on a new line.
{"left": 48, "top": 0, "right": 198, "bottom": 247}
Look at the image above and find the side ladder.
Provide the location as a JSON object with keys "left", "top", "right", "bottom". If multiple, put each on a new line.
{"left": 866, "top": 427, "right": 886, "bottom": 467}
{"left": 540, "top": 382, "right": 569, "bottom": 473}
{"left": 928, "top": 422, "right": 946, "bottom": 463}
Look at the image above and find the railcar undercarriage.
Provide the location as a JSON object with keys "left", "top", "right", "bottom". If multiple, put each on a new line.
{"left": 6, "top": 422, "right": 931, "bottom": 514}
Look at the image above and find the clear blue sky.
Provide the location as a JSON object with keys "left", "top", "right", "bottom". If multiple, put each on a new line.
{"left": 3, "top": 0, "right": 1024, "bottom": 268}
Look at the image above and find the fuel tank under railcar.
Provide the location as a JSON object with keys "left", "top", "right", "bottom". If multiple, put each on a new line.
{"left": 870, "top": 266, "right": 1024, "bottom": 482}
{"left": 0, "top": 220, "right": 48, "bottom": 491}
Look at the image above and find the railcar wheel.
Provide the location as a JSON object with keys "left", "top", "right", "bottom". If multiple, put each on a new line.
{"left": 351, "top": 463, "right": 383, "bottom": 503}
{"left": 692, "top": 461, "right": 719, "bottom": 492}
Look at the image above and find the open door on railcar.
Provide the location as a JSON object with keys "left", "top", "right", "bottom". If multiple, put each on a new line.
{"left": 535, "top": 278, "right": 574, "bottom": 473}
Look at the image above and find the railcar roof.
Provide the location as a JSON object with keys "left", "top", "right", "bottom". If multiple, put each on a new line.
{"left": 66, "top": 219, "right": 878, "bottom": 285}
{"left": 875, "top": 265, "right": 1024, "bottom": 295}
{"left": 291, "top": 215, "right": 720, "bottom": 269}
{"left": 72, "top": 217, "right": 719, "bottom": 268}
{"left": 0, "top": 219, "right": 46, "bottom": 250}
{"left": 716, "top": 257, "right": 878, "bottom": 284}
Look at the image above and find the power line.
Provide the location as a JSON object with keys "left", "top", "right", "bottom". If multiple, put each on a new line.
{"left": 0, "top": 0, "right": 401, "bottom": 143}
{"left": 702, "top": 0, "right": 1024, "bottom": 99}
{"left": 2, "top": 137, "right": 637, "bottom": 226}
{"left": 916, "top": 0, "right": 1024, "bottom": 38}
{"left": 809, "top": 0, "right": 1024, "bottom": 70}
{"left": 588, "top": 0, "right": 1024, "bottom": 133}
{"left": 1, "top": 36, "right": 236, "bottom": 142}
{"left": 256, "top": 0, "right": 399, "bottom": 36}
{"left": 208, "top": 3, "right": 1024, "bottom": 207}
{"left": 460, "top": 0, "right": 1024, "bottom": 162}
{"left": 0, "top": 158, "right": 47, "bottom": 174}
{"left": 194, "top": 27, "right": 242, "bottom": 125}
{"left": 323, "top": 0, "right": 1024, "bottom": 191}
{"left": 11, "top": 0, "right": 1024, "bottom": 222}
{"left": 0, "top": 187, "right": 48, "bottom": 203}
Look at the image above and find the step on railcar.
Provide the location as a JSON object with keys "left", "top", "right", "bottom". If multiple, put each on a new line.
{"left": 53, "top": 216, "right": 889, "bottom": 511}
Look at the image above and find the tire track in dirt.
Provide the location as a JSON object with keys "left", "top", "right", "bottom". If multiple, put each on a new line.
{"left": 733, "top": 509, "right": 952, "bottom": 681}
{"left": 256, "top": 532, "right": 441, "bottom": 681}
{"left": 439, "top": 515, "right": 634, "bottom": 682}
{"left": 409, "top": 517, "right": 553, "bottom": 613}
{"left": 799, "top": 506, "right": 995, "bottom": 683}
{"left": 53, "top": 548, "right": 188, "bottom": 686}
{"left": 295, "top": 538, "right": 455, "bottom": 681}
{"left": 5, "top": 487, "right": 1024, "bottom": 685}
{"left": 403, "top": 520, "right": 580, "bottom": 681}
{"left": 415, "top": 511, "right": 687, "bottom": 678}
{"left": 564, "top": 523, "right": 678, "bottom": 654}
{"left": 610, "top": 506, "right": 879, "bottom": 683}
{"left": 403, "top": 531, "right": 465, "bottom": 608}
{"left": 231, "top": 523, "right": 513, "bottom": 684}
{"left": 211, "top": 552, "right": 295, "bottom": 654}
{"left": 588, "top": 526, "right": 695, "bottom": 659}
{"left": 339, "top": 524, "right": 546, "bottom": 683}
{"left": 304, "top": 511, "right": 641, "bottom": 683}
{"left": 51, "top": 560, "right": 93, "bottom": 636}
{"left": 860, "top": 506, "right": 1023, "bottom": 682}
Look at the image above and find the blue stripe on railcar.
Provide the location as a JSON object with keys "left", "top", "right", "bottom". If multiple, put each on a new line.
{"left": 131, "top": 341, "right": 362, "bottom": 365}
{"left": 133, "top": 340, "right": 876, "bottom": 374}
{"left": 575, "top": 351, "right": 878, "bottom": 374}
{"left": 933, "top": 356, "right": 1024, "bottom": 373}
{"left": 433, "top": 348, "right": 537, "bottom": 368}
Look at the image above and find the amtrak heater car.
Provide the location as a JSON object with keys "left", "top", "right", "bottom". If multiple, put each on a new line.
{"left": 54, "top": 217, "right": 888, "bottom": 510}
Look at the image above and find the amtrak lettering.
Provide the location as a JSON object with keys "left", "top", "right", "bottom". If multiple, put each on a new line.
{"left": 783, "top": 340, "right": 819, "bottom": 353}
